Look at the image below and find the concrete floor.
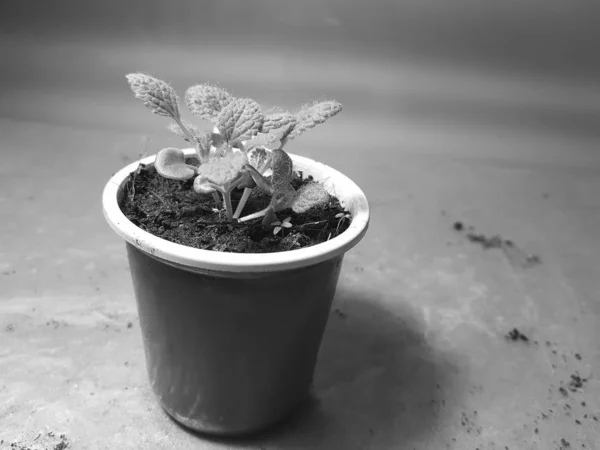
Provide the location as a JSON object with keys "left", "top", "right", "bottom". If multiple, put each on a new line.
{"left": 2, "top": 26, "right": 600, "bottom": 450}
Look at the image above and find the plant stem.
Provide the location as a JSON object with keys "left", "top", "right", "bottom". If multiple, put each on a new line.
{"left": 233, "top": 187, "right": 253, "bottom": 219}
{"left": 299, "top": 220, "right": 328, "bottom": 228}
{"left": 223, "top": 190, "right": 234, "bottom": 220}
{"left": 174, "top": 117, "right": 204, "bottom": 162}
{"left": 238, "top": 206, "right": 270, "bottom": 222}
{"left": 245, "top": 164, "right": 273, "bottom": 195}
{"left": 212, "top": 191, "right": 222, "bottom": 207}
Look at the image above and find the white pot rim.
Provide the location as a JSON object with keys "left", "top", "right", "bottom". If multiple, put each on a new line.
{"left": 102, "top": 148, "right": 369, "bottom": 273}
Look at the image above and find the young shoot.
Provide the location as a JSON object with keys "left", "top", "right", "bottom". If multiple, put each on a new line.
{"left": 272, "top": 217, "right": 293, "bottom": 235}
{"left": 335, "top": 211, "right": 352, "bottom": 235}
{"left": 238, "top": 149, "right": 330, "bottom": 226}
{"left": 193, "top": 152, "right": 248, "bottom": 219}
{"left": 126, "top": 72, "right": 343, "bottom": 223}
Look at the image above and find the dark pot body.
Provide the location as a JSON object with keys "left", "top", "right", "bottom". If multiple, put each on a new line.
{"left": 126, "top": 243, "right": 343, "bottom": 436}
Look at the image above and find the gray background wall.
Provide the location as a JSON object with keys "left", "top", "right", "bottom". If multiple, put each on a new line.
{"left": 1, "top": 1, "right": 598, "bottom": 164}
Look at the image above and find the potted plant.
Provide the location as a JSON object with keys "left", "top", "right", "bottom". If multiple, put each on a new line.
{"left": 102, "top": 73, "right": 370, "bottom": 436}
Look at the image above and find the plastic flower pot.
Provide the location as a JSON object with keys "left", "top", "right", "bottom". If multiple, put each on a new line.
{"left": 102, "top": 148, "right": 370, "bottom": 436}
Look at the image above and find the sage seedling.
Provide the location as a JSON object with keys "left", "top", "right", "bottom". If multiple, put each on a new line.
{"left": 126, "top": 73, "right": 342, "bottom": 222}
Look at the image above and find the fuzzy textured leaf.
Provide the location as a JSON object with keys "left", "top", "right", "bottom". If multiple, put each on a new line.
{"left": 155, "top": 147, "right": 195, "bottom": 181}
{"left": 193, "top": 174, "right": 217, "bottom": 194}
{"left": 217, "top": 98, "right": 264, "bottom": 143}
{"left": 185, "top": 84, "right": 234, "bottom": 121}
{"left": 271, "top": 149, "right": 293, "bottom": 191}
{"left": 291, "top": 182, "right": 330, "bottom": 213}
{"left": 212, "top": 142, "right": 232, "bottom": 159}
{"left": 196, "top": 152, "right": 247, "bottom": 186}
{"left": 126, "top": 73, "right": 180, "bottom": 119}
{"left": 262, "top": 112, "right": 297, "bottom": 134}
{"left": 245, "top": 113, "right": 297, "bottom": 150}
{"left": 244, "top": 132, "right": 281, "bottom": 151}
{"left": 167, "top": 120, "right": 204, "bottom": 143}
{"left": 287, "top": 100, "right": 342, "bottom": 141}
{"left": 265, "top": 149, "right": 296, "bottom": 213}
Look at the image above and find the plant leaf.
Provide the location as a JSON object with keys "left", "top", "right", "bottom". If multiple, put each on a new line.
{"left": 246, "top": 147, "right": 272, "bottom": 175}
{"left": 287, "top": 100, "right": 342, "bottom": 141}
{"left": 263, "top": 149, "right": 296, "bottom": 213}
{"left": 244, "top": 132, "right": 280, "bottom": 151}
{"left": 262, "top": 112, "right": 297, "bottom": 134}
{"left": 193, "top": 174, "right": 217, "bottom": 194}
{"left": 245, "top": 113, "right": 297, "bottom": 150}
{"left": 291, "top": 182, "right": 330, "bottom": 213}
{"left": 216, "top": 98, "right": 264, "bottom": 143}
{"left": 271, "top": 149, "right": 293, "bottom": 190}
{"left": 196, "top": 151, "right": 247, "bottom": 186}
{"left": 126, "top": 73, "right": 180, "bottom": 119}
{"left": 167, "top": 120, "right": 204, "bottom": 142}
{"left": 185, "top": 84, "right": 234, "bottom": 121}
{"left": 155, "top": 147, "right": 196, "bottom": 181}
{"left": 212, "top": 142, "right": 233, "bottom": 158}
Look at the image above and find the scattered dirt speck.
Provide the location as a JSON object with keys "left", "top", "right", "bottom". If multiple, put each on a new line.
{"left": 559, "top": 386, "right": 568, "bottom": 397}
{"left": 451, "top": 220, "right": 541, "bottom": 267}
{"left": 466, "top": 232, "right": 505, "bottom": 249}
{"left": 505, "top": 328, "right": 529, "bottom": 342}
{"left": 559, "top": 437, "right": 570, "bottom": 448}
{"left": 333, "top": 309, "right": 347, "bottom": 318}
{"left": 459, "top": 411, "right": 482, "bottom": 435}
{"left": 568, "top": 373, "right": 587, "bottom": 392}
{"left": 6, "top": 432, "right": 70, "bottom": 450}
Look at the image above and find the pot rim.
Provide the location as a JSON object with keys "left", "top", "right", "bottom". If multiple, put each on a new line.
{"left": 102, "top": 148, "right": 369, "bottom": 272}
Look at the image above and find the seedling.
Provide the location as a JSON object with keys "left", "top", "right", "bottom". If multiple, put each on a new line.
{"left": 334, "top": 211, "right": 352, "bottom": 236}
{"left": 237, "top": 149, "right": 330, "bottom": 226}
{"left": 126, "top": 73, "right": 343, "bottom": 223}
{"left": 272, "top": 217, "right": 293, "bottom": 235}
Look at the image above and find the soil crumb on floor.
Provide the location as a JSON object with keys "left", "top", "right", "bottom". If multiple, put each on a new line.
{"left": 505, "top": 328, "right": 529, "bottom": 342}
{"left": 2, "top": 432, "right": 70, "bottom": 450}
{"left": 120, "top": 162, "right": 350, "bottom": 253}
{"left": 451, "top": 220, "right": 542, "bottom": 267}
{"left": 568, "top": 373, "right": 587, "bottom": 392}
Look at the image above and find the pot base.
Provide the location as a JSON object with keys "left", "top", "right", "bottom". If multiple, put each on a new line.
{"left": 161, "top": 391, "right": 308, "bottom": 437}
{"left": 127, "top": 243, "right": 342, "bottom": 435}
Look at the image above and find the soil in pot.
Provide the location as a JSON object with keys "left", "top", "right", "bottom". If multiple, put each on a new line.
{"left": 119, "top": 158, "right": 351, "bottom": 254}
